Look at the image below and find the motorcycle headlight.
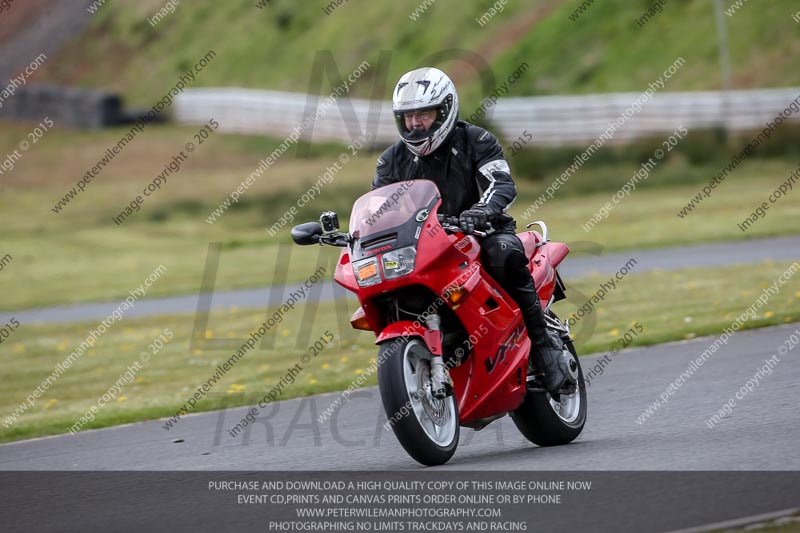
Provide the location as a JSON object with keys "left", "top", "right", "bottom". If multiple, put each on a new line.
{"left": 353, "top": 256, "right": 381, "bottom": 287}
{"left": 382, "top": 246, "right": 417, "bottom": 280}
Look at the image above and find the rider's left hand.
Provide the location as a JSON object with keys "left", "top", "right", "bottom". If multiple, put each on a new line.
{"left": 458, "top": 203, "right": 493, "bottom": 234}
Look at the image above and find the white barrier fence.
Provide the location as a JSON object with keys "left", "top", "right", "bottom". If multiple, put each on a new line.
{"left": 175, "top": 87, "right": 800, "bottom": 147}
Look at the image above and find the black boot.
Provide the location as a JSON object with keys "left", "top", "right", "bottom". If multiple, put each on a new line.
{"left": 528, "top": 326, "right": 569, "bottom": 394}
{"left": 515, "top": 291, "right": 568, "bottom": 394}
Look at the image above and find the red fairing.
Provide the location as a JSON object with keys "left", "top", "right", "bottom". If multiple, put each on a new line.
{"left": 519, "top": 233, "right": 569, "bottom": 304}
{"left": 333, "top": 180, "right": 569, "bottom": 427}
{"left": 376, "top": 321, "right": 442, "bottom": 356}
{"left": 334, "top": 249, "right": 358, "bottom": 292}
{"left": 547, "top": 242, "right": 570, "bottom": 267}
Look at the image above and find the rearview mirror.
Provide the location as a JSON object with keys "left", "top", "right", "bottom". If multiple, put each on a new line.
{"left": 291, "top": 222, "right": 323, "bottom": 245}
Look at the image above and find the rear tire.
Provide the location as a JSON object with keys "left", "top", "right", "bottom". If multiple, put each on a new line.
{"left": 511, "top": 340, "right": 587, "bottom": 446}
{"left": 377, "top": 337, "right": 459, "bottom": 466}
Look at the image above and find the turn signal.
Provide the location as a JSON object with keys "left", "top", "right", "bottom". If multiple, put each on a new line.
{"left": 350, "top": 307, "right": 371, "bottom": 331}
{"left": 446, "top": 287, "right": 469, "bottom": 306}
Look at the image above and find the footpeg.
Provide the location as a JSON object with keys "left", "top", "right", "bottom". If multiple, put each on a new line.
{"left": 525, "top": 374, "right": 548, "bottom": 393}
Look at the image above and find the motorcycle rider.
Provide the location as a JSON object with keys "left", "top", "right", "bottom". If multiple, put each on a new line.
{"left": 372, "top": 67, "right": 569, "bottom": 394}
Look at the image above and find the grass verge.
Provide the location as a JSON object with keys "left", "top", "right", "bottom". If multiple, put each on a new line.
{"left": 1, "top": 122, "right": 798, "bottom": 311}
{"left": 2, "top": 260, "right": 798, "bottom": 443}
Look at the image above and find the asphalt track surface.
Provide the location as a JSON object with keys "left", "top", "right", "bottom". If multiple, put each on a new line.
{"left": 3, "top": 323, "right": 798, "bottom": 471}
{"left": 6, "top": 235, "right": 800, "bottom": 325}
{"left": 1, "top": 324, "right": 798, "bottom": 532}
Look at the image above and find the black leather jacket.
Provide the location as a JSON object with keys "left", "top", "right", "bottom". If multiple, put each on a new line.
{"left": 372, "top": 120, "right": 517, "bottom": 230}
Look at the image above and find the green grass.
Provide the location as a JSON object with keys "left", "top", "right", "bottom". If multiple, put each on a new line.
{"left": 0, "top": 122, "right": 372, "bottom": 310}
{"left": 1, "top": 121, "right": 798, "bottom": 311}
{"left": 5, "top": 1, "right": 799, "bottom": 312}
{"left": 515, "top": 157, "right": 800, "bottom": 251}
{"left": 493, "top": 0, "right": 800, "bottom": 96}
{"left": 2, "top": 260, "right": 798, "bottom": 443}
{"left": 555, "top": 260, "right": 800, "bottom": 352}
{"left": 33, "top": 0, "right": 800, "bottom": 109}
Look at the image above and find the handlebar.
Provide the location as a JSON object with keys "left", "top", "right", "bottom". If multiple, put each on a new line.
{"left": 317, "top": 232, "right": 351, "bottom": 247}
{"left": 437, "top": 214, "right": 493, "bottom": 237}
{"left": 438, "top": 214, "right": 460, "bottom": 228}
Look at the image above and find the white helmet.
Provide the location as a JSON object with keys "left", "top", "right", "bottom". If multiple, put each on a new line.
{"left": 392, "top": 67, "right": 459, "bottom": 157}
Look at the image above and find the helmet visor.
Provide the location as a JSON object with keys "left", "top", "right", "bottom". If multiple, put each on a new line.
{"left": 394, "top": 106, "right": 445, "bottom": 143}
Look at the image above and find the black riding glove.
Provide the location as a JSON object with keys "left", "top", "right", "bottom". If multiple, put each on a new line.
{"left": 458, "top": 203, "right": 493, "bottom": 234}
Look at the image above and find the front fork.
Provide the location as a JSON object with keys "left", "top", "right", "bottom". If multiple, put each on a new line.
{"left": 374, "top": 316, "right": 453, "bottom": 399}
{"left": 426, "top": 315, "right": 454, "bottom": 399}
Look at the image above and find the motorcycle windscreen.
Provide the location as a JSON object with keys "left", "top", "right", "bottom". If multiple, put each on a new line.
{"left": 349, "top": 179, "right": 440, "bottom": 261}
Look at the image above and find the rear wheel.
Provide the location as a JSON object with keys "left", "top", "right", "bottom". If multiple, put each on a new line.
{"left": 377, "top": 337, "right": 459, "bottom": 466}
{"left": 511, "top": 339, "right": 587, "bottom": 446}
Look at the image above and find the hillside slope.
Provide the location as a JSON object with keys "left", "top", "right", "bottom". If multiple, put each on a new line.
{"left": 30, "top": 0, "right": 800, "bottom": 110}
{"left": 0, "top": 0, "right": 94, "bottom": 80}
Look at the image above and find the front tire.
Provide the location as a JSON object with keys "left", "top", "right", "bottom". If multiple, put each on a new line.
{"left": 511, "top": 339, "right": 587, "bottom": 446}
{"left": 377, "top": 337, "right": 459, "bottom": 466}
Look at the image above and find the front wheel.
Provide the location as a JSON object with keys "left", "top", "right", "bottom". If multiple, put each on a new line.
{"left": 377, "top": 337, "right": 459, "bottom": 466}
{"left": 511, "top": 339, "right": 587, "bottom": 446}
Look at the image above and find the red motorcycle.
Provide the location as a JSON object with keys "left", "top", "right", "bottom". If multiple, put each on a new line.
{"left": 292, "top": 179, "right": 586, "bottom": 466}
